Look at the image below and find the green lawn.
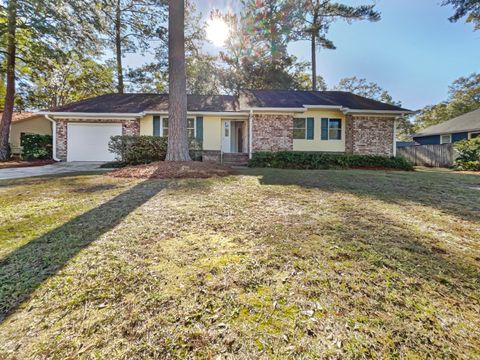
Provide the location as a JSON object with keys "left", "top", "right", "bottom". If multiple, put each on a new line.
{"left": 0, "top": 168, "right": 479, "bottom": 358}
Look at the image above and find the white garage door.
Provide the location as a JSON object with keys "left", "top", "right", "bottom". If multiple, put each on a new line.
{"left": 67, "top": 123, "right": 122, "bottom": 162}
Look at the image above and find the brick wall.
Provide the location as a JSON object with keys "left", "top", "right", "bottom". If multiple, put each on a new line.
{"left": 345, "top": 115, "right": 395, "bottom": 156}
{"left": 55, "top": 118, "right": 140, "bottom": 161}
{"left": 252, "top": 114, "right": 293, "bottom": 152}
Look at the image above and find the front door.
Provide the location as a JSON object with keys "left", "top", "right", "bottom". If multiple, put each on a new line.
{"left": 222, "top": 120, "right": 231, "bottom": 153}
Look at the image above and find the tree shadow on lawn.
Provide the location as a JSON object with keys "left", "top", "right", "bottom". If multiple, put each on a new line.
{"left": 239, "top": 168, "right": 480, "bottom": 223}
{"left": 252, "top": 204, "right": 480, "bottom": 355}
{"left": 0, "top": 180, "right": 166, "bottom": 322}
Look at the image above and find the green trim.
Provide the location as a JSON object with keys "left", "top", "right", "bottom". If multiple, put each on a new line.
{"left": 321, "top": 118, "right": 328, "bottom": 140}
{"left": 196, "top": 116, "right": 204, "bottom": 140}
{"left": 153, "top": 116, "right": 161, "bottom": 136}
{"left": 306, "top": 117, "right": 314, "bottom": 140}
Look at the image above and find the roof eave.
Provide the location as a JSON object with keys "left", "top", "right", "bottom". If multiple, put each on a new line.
{"left": 39, "top": 112, "right": 142, "bottom": 119}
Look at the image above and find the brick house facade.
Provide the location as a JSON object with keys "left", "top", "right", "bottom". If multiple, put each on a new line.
{"left": 345, "top": 115, "right": 395, "bottom": 156}
{"left": 251, "top": 114, "right": 294, "bottom": 152}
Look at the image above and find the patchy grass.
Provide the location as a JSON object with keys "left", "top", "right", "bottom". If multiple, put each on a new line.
{"left": 0, "top": 168, "right": 479, "bottom": 358}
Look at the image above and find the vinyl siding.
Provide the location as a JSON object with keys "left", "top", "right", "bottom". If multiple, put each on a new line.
{"left": 10, "top": 116, "right": 52, "bottom": 153}
{"left": 414, "top": 132, "right": 469, "bottom": 145}
{"left": 292, "top": 110, "right": 346, "bottom": 152}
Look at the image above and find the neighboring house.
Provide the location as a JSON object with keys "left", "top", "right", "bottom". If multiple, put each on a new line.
{"left": 413, "top": 108, "right": 480, "bottom": 145}
{"left": 396, "top": 141, "right": 418, "bottom": 148}
{"left": 5, "top": 111, "right": 52, "bottom": 155}
{"left": 38, "top": 90, "right": 411, "bottom": 162}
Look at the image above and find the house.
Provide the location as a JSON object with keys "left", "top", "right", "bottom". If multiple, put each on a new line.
{"left": 5, "top": 111, "right": 52, "bottom": 156}
{"left": 37, "top": 90, "right": 411, "bottom": 162}
{"left": 413, "top": 108, "right": 480, "bottom": 145}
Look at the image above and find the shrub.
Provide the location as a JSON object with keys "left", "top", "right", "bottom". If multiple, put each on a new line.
{"left": 21, "top": 134, "right": 52, "bottom": 160}
{"left": 248, "top": 151, "right": 414, "bottom": 171}
{"left": 454, "top": 138, "right": 480, "bottom": 171}
{"left": 108, "top": 136, "right": 203, "bottom": 165}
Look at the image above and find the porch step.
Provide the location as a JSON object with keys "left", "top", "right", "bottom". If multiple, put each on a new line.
{"left": 222, "top": 153, "right": 249, "bottom": 166}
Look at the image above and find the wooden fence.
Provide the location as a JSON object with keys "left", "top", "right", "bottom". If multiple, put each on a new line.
{"left": 397, "top": 143, "right": 455, "bottom": 167}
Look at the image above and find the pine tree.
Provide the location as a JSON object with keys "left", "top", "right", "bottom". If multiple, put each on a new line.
{"left": 293, "top": 0, "right": 380, "bottom": 90}
{"left": 165, "top": 0, "right": 190, "bottom": 161}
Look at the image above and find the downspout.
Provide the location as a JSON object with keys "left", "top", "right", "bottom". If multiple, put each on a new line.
{"left": 393, "top": 117, "right": 398, "bottom": 157}
{"left": 248, "top": 110, "right": 253, "bottom": 159}
{"left": 45, "top": 114, "right": 60, "bottom": 161}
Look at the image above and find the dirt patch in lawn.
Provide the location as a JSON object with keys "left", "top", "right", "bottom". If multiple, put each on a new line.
{"left": 0, "top": 159, "right": 55, "bottom": 169}
{"left": 108, "top": 161, "right": 233, "bottom": 179}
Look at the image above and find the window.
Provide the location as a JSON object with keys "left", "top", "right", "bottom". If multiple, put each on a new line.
{"left": 440, "top": 134, "right": 452, "bottom": 144}
{"left": 470, "top": 132, "right": 480, "bottom": 139}
{"left": 161, "top": 117, "right": 195, "bottom": 138}
{"left": 321, "top": 118, "right": 342, "bottom": 140}
{"left": 293, "top": 118, "right": 306, "bottom": 139}
{"left": 162, "top": 118, "right": 169, "bottom": 137}
{"left": 328, "top": 119, "right": 342, "bottom": 140}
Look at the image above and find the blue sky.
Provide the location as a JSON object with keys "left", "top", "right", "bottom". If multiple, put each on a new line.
{"left": 125, "top": 0, "right": 479, "bottom": 110}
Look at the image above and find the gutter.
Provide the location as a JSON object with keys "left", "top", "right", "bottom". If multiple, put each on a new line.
{"left": 241, "top": 107, "right": 306, "bottom": 113}
{"left": 39, "top": 112, "right": 141, "bottom": 119}
{"left": 45, "top": 114, "right": 60, "bottom": 161}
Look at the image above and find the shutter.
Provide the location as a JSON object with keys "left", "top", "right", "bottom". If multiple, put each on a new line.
{"left": 321, "top": 118, "right": 329, "bottom": 140}
{"left": 153, "top": 116, "right": 161, "bottom": 136}
{"left": 196, "top": 116, "right": 204, "bottom": 140}
{"left": 306, "top": 117, "right": 314, "bottom": 140}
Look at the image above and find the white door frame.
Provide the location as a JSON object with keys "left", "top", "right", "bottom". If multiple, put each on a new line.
{"left": 221, "top": 120, "right": 232, "bottom": 153}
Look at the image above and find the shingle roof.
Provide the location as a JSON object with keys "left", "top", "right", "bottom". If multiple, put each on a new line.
{"left": 47, "top": 90, "right": 410, "bottom": 114}
{"left": 0, "top": 111, "right": 38, "bottom": 123}
{"left": 414, "top": 108, "right": 480, "bottom": 137}
{"left": 240, "top": 90, "right": 410, "bottom": 112}
{"left": 50, "top": 94, "right": 239, "bottom": 113}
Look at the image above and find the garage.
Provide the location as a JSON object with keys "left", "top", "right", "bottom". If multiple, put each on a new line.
{"left": 67, "top": 123, "right": 122, "bottom": 162}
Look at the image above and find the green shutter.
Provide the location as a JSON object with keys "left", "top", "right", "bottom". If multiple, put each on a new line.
{"left": 306, "top": 117, "right": 314, "bottom": 140}
{"left": 196, "top": 116, "right": 203, "bottom": 140}
{"left": 153, "top": 116, "right": 161, "bottom": 136}
{"left": 321, "top": 118, "right": 329, "bottom": 140}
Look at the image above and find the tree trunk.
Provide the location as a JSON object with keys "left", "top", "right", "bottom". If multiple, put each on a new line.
{"left": 115, "top": 0, "right": 124, "bottom": 94}
{"left": 0, "top": 0, "right": 17, "bottom": 161}
{"left": 311, "top": 31, "right": 317, "bottom": 91}
{"left": 166, "top": 0, "right": 190, "bottom": 161}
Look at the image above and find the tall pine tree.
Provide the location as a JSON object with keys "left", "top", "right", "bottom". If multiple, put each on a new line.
{"left": 165, "top": 0, "right": 190, "bottom": 161}
{"left": 293, "top": 0, "right": 380, "bottom": 90}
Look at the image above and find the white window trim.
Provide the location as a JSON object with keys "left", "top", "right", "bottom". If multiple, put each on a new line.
{"left": 293, "top": 117, "right": 308, "bottom": 140}
{"left": 440, "top": 134, "right": 452, "bottom": 144}
{"left": 325, "top": 118, "right": 342, "bottom": 141}
{"left": 160, "top": 116, "right": 196, "bottom": 137}
{"left": 469, "top": 132, "right": 480, "bottom": 139}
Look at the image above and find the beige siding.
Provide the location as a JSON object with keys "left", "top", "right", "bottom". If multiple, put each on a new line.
{"left": 139, "top": 114, "right": 228, "bottom": 151}
{"left": 140, "top": 115, "right": 154, "bottom": 135}
{"left": 10, "top": 116, "right": 52, "bottom": 154}
{"left": 203, "top": 116, "right": 222, "bottom": 150}
{"left": 292, "top": 110, "right": 346, "bottom": 152}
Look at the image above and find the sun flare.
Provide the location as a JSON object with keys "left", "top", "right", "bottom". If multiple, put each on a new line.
{"left": 206, "top": 17, "right": 230, "bottom": 47}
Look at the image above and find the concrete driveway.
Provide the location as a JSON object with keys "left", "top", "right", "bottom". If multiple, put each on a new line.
{"left": 0, "top": 162, "right": 108, "bottom": 180}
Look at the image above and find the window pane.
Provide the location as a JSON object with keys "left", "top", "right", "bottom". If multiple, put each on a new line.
{"left": 441, "top": 135, "right": 451, "bottom": 144}
{"left": 162, "top": 118, "right": 168, "bottom": 128}
{"left": 293, "top": 118, "right": 306, "bottom": 129}
{"left": 472, "top": 133, "right": 480, "bottom": 139}
{"left": 293, "top": 129, "right": 306, "bottom": 139}
{"left": 163, "top": 129, "right": 169, "bottom": 137}
{"left": 293, "top": 118, "right": 306, "bottom": 139}
{"left": 187, "top": 118, "right": 195, "bottom": 129}
{"left": 328, "top": 119, "right": 342, "bottom": 140}
{"left": 188, "top": 129, "right": 195, "bottom": 138}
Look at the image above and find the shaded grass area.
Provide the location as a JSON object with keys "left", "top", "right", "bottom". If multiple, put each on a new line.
{"left": 0, "top": 168, "right": 479, "bottom": 358}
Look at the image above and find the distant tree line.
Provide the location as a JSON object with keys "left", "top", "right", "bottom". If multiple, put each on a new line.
{"left": 0, "top": 0, "right": 478, "bottom": 158}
